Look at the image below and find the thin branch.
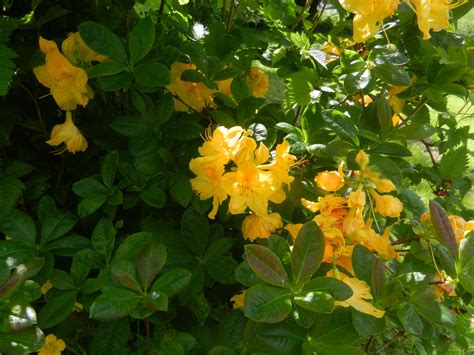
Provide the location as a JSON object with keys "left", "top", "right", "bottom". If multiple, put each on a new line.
{"left": 420, "top": 139, "right": 437, "bottom": 166}
{"left": 291, "top": 0, "right": 313, "bottom": 31}
{"left": 310, "top": 0, "right": 328, "bottom": 33}
{"left": 19, "top": 82, "right": 48, "bottom": 135}
{"left": 158, "top": 0, "right": 166, "bottom": 24}
{"left": 398, "top": 99, "right": 428, "bottom": 128}
{"left": 391, "top": 236, "right": 420, "bottom": 245}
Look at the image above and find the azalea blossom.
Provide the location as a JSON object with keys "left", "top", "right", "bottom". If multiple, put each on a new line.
{"left": 339, "top": 0, "right": 400, "bottom": 42}
{"left": 247, "top": 67, "right": 269, "bottom": 97}
{"left": 33, "top": 37, "right": 93, "bottom": 111}
{"left": 166, "top": 62, "right": 216, "bottom": 112}
{"left": 315, "top": 162, "right": 345, "bottom": 192}
{"left": 242, "top": 213, "right": 283, "bottom": 241}
{"left": 38, "top": 334, "right": 66, "bottom": 355}
{"left": 46, "top": 111, "right": 88, "bottom": 154}
{"left": 329, "top": 271, "right": 385, "bottom": 318}
{"left": 371, "top": 190, "right": 403, "bottom": 218}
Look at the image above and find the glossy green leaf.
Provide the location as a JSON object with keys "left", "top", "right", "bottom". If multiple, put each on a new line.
{"left": 136, "top": 240, "right": 167, "bottom": 289}
{"left": 128, "top": 16, "right": 155, "bottom": 65}
{"left": 151, "top": 268, "right": 192, "bottom": 296}
{"left": 245, "top": 245, "right": 289, "bottom": 288}
{"left": 37, "top": 290, "right": 77, "bottom": 328}
{"left": 244, "top": 283, "right": 292, "bottom": 323}
{"left": 79, "top": 21, "right": 127, "bottom": 63}
{"left": 291, "top": 221, "right": 325, "bottom": 287}
{"left": 90, "top": 287, "right": 142, "bottom": 320}
{"left": 294, "top": 291, "right": 334, "bottom": 313}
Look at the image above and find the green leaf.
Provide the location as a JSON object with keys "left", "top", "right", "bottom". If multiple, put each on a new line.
{"left": 111, "top": 268, "right": 142, "bottom": 293}
{"left": 3, "top": 304, "right": 37, "bottom": 332}
{"left": 97, "top": 71, "right": 134, "bottom": 91}
{"left": 412, "top": 300, "right": 456, "bottom": 326}
{"left": 230, "top": 76, "right": 251, "bottom": 102}
{"left": 79, "top": 21, "right": 127, "bottom": 63}
{"left": 352, "top": 244, "right": 377, "bottom": 284}
{"left": 216, "top": 310, "right": 246, "bottom": 347}
{"left": 181, "top": 69, "right": 206, "bottom": 82}
{"left": 151, "top": 268, "right": 192, "bottom": 296}
{"left": 136, "top": 240, "right": 167, "bottom": 289}
{"left": 49, "top": 269, "right": 76, "bottom": 290}
{"left": 70, "top": 249, "right": 93, "bottom": 286}
{"left": 170, "top": 175, "right": 193, "bottom": 208}
{"left": 292, "top": 303, "right": 316, "bottom": 328}
{"left": 429, "top": 201, "right": 458, "bottom": 260}
{"left": 72, "top": 178, "right": 108, "bottom": 197}
{"left": 0, "top": 176, "right": 24, "bottom": 215}
{"left": 0, "top": 209, "right": 36, "bottom": 245}
{"left": 40, "top": 212, "right": 77, "bottom": 245}
{"left": 110, "top": 114, "right": 149, "bottom": 137}
{"left": 134, "top": 61, "right": 170, "bottom": 87}
{"left": 128, "top": 16, "right": 155, "bottom": 65}
{"left": 0, "top": 327, "right": 44, "bottom": 353}
{"left": 101, "top": 151, "right": 119, "bottom": 188}
{"left": 204, "top": 255, "right": 238, "bottom": 284}
{"left": 90, "top": 287, "right": 142, "bottom": 320}
{"left": 92, "top": 218, "right": 116, "bottom": 265}
{"left": 344, "top": 69, "right": 371, "bottom": 94}
{"left": 244, "top": 283, "right": 292, "bottom": 323}
{"left": 302, "top": 277, "right": 353, "bottom": 301}
{"left": 161, "top": 118, "right": 203, "bottom": 140}
{"left": 370, "top": 142, "right": 412, "bottom": 157}
{"left": 245, "top": 245, "right": 289, "bottom": 288}
{"left": 376, "top": 97, "right": 392, "bottom": 139}
{"left": 439, "top": 146, "right": 468, "bottom": 179}
{"left": 291, "top": 221, "right": 325, "bottom": 287}
{"left": 352, "top": 310, "right": 386, "bottom": 336}
{"left": 114, "top": 232, "right": 152, "bottom": 260}
{"left": 0, "top": 257, "right": 44, "bottom": 300}
{"left": 37, "top": 290, "right": 77, "bottom": 328}
{"left": 321, "top": 110, "right": 359, "bottom": 145}
{"left": 244, "top": 320, "right": 304, "bottom": 354}
{"left": 90, "top": 318, "right": 130, "bottom": 355}
{"left": 294, "top": 291, "right": 334, "bottom": 313}
{"left": 373, "top": 63, "right": 411, "bottom": 86}
{"left": 180, "top": 207, "right": 209, "bottom": 256}
{"left": 141, "top": 183, "right": 166, "bottom": 208}
{"left": 88, "top": 61, "right": 126, "bottom": 78}
{"left": 77, "top": 195, "right": 108, "bottom": 218}
{"left": 397, "top": 303, "right": 423, "bottom": 335}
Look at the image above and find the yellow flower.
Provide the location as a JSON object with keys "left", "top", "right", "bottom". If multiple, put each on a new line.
{"left": 61, "top": 32, "right": 106, "bottom": 66}
{"left": 38, "top": 334, "right": 66, "bottom": 355}
{"left": 449, "top": 215, "right": 474, "bottom": 244}
{"left": 388, "top": 85, "right": 407, "bottom": 115}
{"left": 216, "top": 78, "right": 233, "bottom": 97}
{"left": 365, "top": 170, "right": 396, "bottom": 193}
{"left": 242, "top": 213, "right": 283, "bottom": 241}
{"left": 329, "top": 271, "right": 385, "bottom": 318}
{"left": 315, "top": 162, "right": 345, "bottom": 192}
{"left": 355, "top": 150, "right": 369, "bottom": 170}
{"left": 352, "top": 221, "right": 399, "bottom": 260}
{"left": 339, "top": 0, "right": 400, "bottom": 42}
{"left": 41, "top": 280, "right": 53, "bottom": 295}
{"left": 46, "top": 111, "right": 88, "bottom": 154}
{"left": 5, "top": 235, "right": 13, "bottom": 240}
{"left": 189, "top": 157, "right": 227, "bottom": 219}
{"left": 230, "top": 289, "right": 247, "bottom": 309}
{"left": 33, "top": 37, "right": 93, "bottom": 111}
{"left": 408, "top": 0, "right": 463, "bottom": 40}
{"left": 247, "top": 67, "right": 269, "bottom": 98}
{"left": 166, "top": 62, "right": 216, "bottom": 112}
{"left": 348, "top": 189, "right": 366, "bottom": 209}
{"left": 371, "top": 191, "right": 403, "bottom": 218}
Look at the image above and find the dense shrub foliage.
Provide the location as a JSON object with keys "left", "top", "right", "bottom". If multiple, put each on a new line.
{"left": 0, "top": 0, "right": 473, "bottom": 354}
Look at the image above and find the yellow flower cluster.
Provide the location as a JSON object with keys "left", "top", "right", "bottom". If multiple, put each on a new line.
{"left": 37, "top": 334, "right": 66, "bottom": 355}
{"left": 166, "top": 64, "right": 269, "bottom": 112}
{"left": 189, "top": 126, "right": 296, "bottom": 241}
{"left": 286, "top": 150, "right": 403, "bottom": 317}
{"left": 339, "top": 0, "right": 467, "bottom": 42}
{"left": 33, "top": 33, "right": 103, "bottom": 154}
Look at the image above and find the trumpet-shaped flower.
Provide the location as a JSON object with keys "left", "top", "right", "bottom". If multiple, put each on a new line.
{"left": 371, "top": 191, "right": 403, "bottom": 218}
{"left": 329, "top": 271, "right": 385, "bottom": 318}
{"left": 340, "top": 0, "right": 400, "bottom": 42}
{"left": 189, "top": 157, "right": 228, "bottom": 219}
{"left": 242, "top": 213, "right": 283, "bottom": 241}
{"left": 408, "top": 0, "right": 457, "bottom": 40}
{"left": 61, "top": 32, "right": 106, "bottom": 66}
{"left": 248, "top": 67, "right": 269, "bottom": 97}
{"left": 46, "top": 111, "right": 88, "bottom": 154}
{"left": 33, "top": 37, "right": 93, "bottom": 111}
{"left": 166, "top": 62, "right": 216, "bottom": 112}
{"left": 315, "top": 162, "right": 345, "bottom": 192}
{"left": 348, "top": 189, "right": 366, "bottom": 209}
{"left": 38, "top": 334, "right": 66, "bottom": 355}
